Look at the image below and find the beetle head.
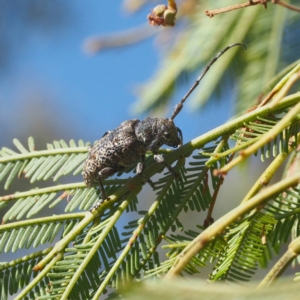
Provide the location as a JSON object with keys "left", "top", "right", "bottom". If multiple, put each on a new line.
{"left": 159, "top": 119, "right": 182, "bottom": 148}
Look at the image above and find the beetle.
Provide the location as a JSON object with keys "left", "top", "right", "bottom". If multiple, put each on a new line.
{"left": 83, "top": 43, "right": 246, "bottom": 200}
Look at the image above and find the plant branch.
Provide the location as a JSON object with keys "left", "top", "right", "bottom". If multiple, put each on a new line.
{"left": 270, "top": 71, "right": 300, "bottom": 108}
{"left": 93, "top": 158, "right": 186, "bottom": 297}
{"left": 15, "top": 253, "right": 63, "bottom": 300}
{"left": 61, "top": 188, "right": 141, "bottom": 300}
{"left": 215, "top": 99, "right": 300, "bottom": 175}
{"left": 241, "top": 133, "right": 300, "bottom": 203}
{"left": 0, "top": 147, "right": 87, "bottom": 164}
{"left": 165, "top": 173, "right": 300, "bottom": 278}
{"left": 0, "top": 213, "right": 85, "bottom": 230}
{"left": 0, "top": 180, "right": 127, "bottom": 202}
{"left": 273, "top": 0, "right": 300, "bottom": 13}
{"left": 258, "top": 234, "right": 300, "bottom": 288}
{"left": 91, "top": 160, "right": 184, "bottom": 299}
{"left": 0, "top": 248, "right": 52, "bottom": 271}
{"left": 26, "top": 92, "right": 300, "bottom": 272}
{"left": 206, "top": 0, "right": 268, "bottom": 18}
{"left": 258, "top": 62, "right": 300, "bottom": 107}
{"left": 206, "top": 0, "right": 300, "bottom": 18}
{"left": 133, "top": 161, "right": 209, "bottom": 278}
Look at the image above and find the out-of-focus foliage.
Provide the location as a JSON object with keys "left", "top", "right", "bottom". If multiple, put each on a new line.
{"left": 0, "top": 0, "right": 70, "bottom": 71}
{"left": 122, "top": 0, "right": 300, "bottom": 115}
{"left": 122, "top": 278, "right": 300, "bottom": 300}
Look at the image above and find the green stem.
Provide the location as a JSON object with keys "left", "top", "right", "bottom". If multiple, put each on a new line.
{"left": 166, "top": 172, "right": 300, "bottom": 278}
{"left": 0, "top": 147, "right": 87, "bottom": 163}
{"left": 0, "top": 213, "right": 85, "bottom": 231}
{"left": 61, "top": 188, "right": 140, "bottom": 300}
{"left": 202, "top": 136, "right": 260, "bottom": 161}
{"left": 0, "top": 248, "right": 52, "bottom": 271}
{"left": 0, "top": 179, "right": 128, "bottom": 201}
{"left": 93, "top": 158, "right": 185, "bottom": 297}
{"left": 168, "top": 93, "right": 300, "bottom": 166}
{"left": 33, "top": 213, "right": 95, "bottom": 271}
{"left": 15, "top": 253, "right": 63, "bottom": 300}
{"left": 134, "top": 162, "right": 209, "bottom": 277}
{"left": 241, "top": 152, "right": 288, "bottom": 203}
{"left": 205, "top": 135, "right": 229, "bottom": 166}
{"left": 241, "top": 133, "right": 300, "bottom": 203}
{"left": 217, "top": 99, "right": 300, "bottom": 174}
{"left": 258, "top": 233, "right": 300, "bottom": 288}
{"left": 258, "top": 249, "right": 295, "bottom": 288}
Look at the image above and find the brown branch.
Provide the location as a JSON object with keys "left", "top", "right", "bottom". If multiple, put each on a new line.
{"left": 206, "top": 0, "right": 268, "bottom": 18}
{"left": 206, "top": 0, "right": 300, "bottom": 18}
{"left": 272, "top": 0, "right": 300, "bottom": 13}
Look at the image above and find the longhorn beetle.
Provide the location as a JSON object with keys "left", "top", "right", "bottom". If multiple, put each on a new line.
{"left": 83, "top": 43, "right": 246, "bottom": 201}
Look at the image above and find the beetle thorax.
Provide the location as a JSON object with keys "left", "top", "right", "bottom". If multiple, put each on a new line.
{"left": 135, "top": 117, "right": 182, "bottom": 151}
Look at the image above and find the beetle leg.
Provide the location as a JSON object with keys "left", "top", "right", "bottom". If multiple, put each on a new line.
{"left": 136, "top": 156, "right": 155, "bottom": 188}
{"left": 97, "top": 167, "right": 118, "bottom": 200}
{"left": 98, "top": 177, "right": 107, "bottom": 201}
{"left": 154, "top": 154, "right": 180, "bottom": 179}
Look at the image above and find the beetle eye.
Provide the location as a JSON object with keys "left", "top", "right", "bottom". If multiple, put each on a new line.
{"left": 176, "top": 127, "right": 183, "bottom": 145}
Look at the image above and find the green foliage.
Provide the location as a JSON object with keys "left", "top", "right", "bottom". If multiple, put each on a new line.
{"left": 1, "top": 2, "right": 300, "bottom": 299}
{"left": 0, "top": 82, "right": 299, "bottom": 299}
{"left": 133, "top": 0, "right": 300, "bottom": 115}
{"left": 121, "top": 278, "right": 300, "bottom": 300}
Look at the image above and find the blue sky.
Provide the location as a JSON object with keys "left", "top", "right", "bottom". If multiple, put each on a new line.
{"left": 0, "top": 1, "right": 234, "bottom": 151}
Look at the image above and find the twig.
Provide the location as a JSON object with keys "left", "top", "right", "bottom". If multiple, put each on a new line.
{"left": 258, "top": 234, "right": 300, "bottom": 288}
{"left": 215, "top": 99, "right": 300, "bottom": 175}
{"left": 273, "top": 0, "right": 300, "bottom": 13}
{"left": 206, "top": 0, "right": 268, "bottom": 18}
{"left": 206, "top": 0, "right": 300, "bottom": 18}
{"left": 204, "top": 138, "right": 232, "bottom": 227}
{"left": 165, "top": 173, "right": 300, "bottom": 278}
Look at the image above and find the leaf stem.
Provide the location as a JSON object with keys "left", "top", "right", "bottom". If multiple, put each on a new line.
{"left": 216, "top": 99, "right": 300, "bottom": 175}
{"left": 241, "top": 133, "right": 300, "bottom": 203}
{"left": 0, "top": 248, "right": 52, "bottom": 271}
{"left": 166, "top": 173, "right": 300, "bottom": 278}
{"left": 93, "top": 158, "right": 185, "bottom": 297}
{"left": 258, "top": 234, "right": 300, "bottom": 288}
{"left": 61, "top": 188, "right": 141, "bottom": 300}
{"left": 206, "top": 0, "right": 300, "bottom": 18}
{"left": 15, "top": 253, "right": 63, "bottom": 300}
{"left": 0, "top": 147, "right": 87, "bottom": 163}
{"left": 0, "top": 213, "right": 85, "bottom": 230}
{"left": 0, "top": 180, "right": 128, "bottom": 201}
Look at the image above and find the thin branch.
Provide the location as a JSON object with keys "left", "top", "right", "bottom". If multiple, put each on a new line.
{"left": 15, "top": 253, "right": 63, "bottom": 300}
{"left": 83, "top": 25, "right": 155, "bottom": 54}
{"left": 215, "top": 99, "right": 300, "bottom": 175}
{"left": 206, "top": 0, "right": 300, "bottom": 18}
{"left": 131, "top": 158, "right": 190, "bottom": 277}
{"left": 0, "top": 248, "right": 52, "bottom": 271}
{"left": 0, "top": 147, "right": 87, "bottom": 164}
{"left": 93, "top": 158, "right": 187, "bottom": 297}
{"left": 258, "top": 234, "right": 300, "bottom": 287}
{"left": 270, "top": 71, "right": 300, "bottom": 108}
{"left": 22, "top": 92, "right": 300, "bottom": 272}
{"left": 204, "top": 138, "right": 232, "bottom": 226}
{"left": 258, "top": 62, "right": 300, "bottom": 108}
{"left": 0, "top": 180, "right": 127, "bottom": 202}
{"left": 0, "top": 213, "right": 85, "bottom": 231}
{"left": 61, "top": 189, "right": 141, "bottom": 300}
{"left": 241, "top": 133, "right": 300, "bottom": 203}
{"left": 165, "top": 173, "right": 300, "bottom": 278}
{"left": 206, "top": 0, "right": 268, "bottom": 18}
{"left": 273, "top": 0, "right": 300, "bottom": 13}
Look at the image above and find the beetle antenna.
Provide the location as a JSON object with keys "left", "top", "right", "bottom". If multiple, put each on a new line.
{"left": 170, "top": 42, "right": 247, "bottom": 121}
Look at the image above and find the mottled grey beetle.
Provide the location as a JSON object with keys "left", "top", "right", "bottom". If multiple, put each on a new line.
{"left": 83, "top": 43, "right": 246, "bottom": 200}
